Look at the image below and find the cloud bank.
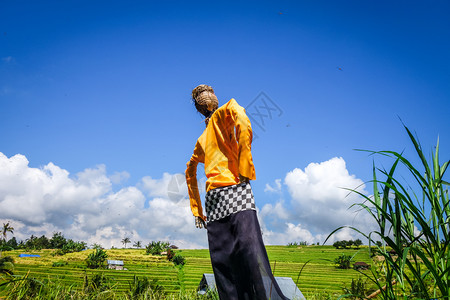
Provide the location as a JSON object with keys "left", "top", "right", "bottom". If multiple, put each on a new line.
{"left": 0, "top": 152, "right": 206, "bottom": 249}
{"left": 0, "top": 153, "right": 374, "bottom": 248}
{"left": 261, "top": 157, "right": 376, "bottom": 245}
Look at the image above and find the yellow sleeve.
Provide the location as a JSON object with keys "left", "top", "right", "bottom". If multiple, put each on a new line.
{"left": 185, "top": 138, "right": 206, "bottom": 220}
{"left": 229, "top": 99, "right": 256, "bottom": 181}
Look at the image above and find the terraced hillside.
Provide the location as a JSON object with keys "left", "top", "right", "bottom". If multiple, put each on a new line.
{"left": 0, "top": 245, "right": 373, "bottom": 298}
{"left": 1, "top": 249, "right": 181, "bottom": 295}
{"left": 179, "top": 245, "right": 373, "bottom": 295}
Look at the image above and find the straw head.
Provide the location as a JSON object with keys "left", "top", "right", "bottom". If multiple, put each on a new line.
{"left": 192, "top": 84, "right": 218, "bottom": 117}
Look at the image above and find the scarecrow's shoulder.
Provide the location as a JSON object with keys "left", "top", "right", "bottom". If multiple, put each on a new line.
{"left": 219, "top": 98, "right": 244, "bottom": 113}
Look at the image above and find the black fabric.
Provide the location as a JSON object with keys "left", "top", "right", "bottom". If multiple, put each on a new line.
{"left": 207, "top": 209, "right": 288, "bottom": 300}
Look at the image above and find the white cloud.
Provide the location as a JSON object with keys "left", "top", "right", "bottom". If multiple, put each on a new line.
{"left": 284, "top": 157, "right": 368, "bottom": 232}
{"left": 139, "top": 172, "right": 187, "bottom": 201}
{"left": 264, "top": 179, "right": 282, "bottom": 193}
{"left": 259, "top": 157, "right": 376, "bottom": 245}
{"left": 109, "top": 171, "right": 130, "bottom": 184}
{"left": 263, "top": 223, "right": 316, "bottom": 245}
{"left": 260, "top": 202, "right": 289, "bottom": 221}
{"left": 0, "top": 153, "right": 206, "bottom": 249}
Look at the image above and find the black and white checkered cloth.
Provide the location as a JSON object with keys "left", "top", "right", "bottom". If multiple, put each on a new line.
{"left": 205, "top": 182, "right": 256, "bottom": 223}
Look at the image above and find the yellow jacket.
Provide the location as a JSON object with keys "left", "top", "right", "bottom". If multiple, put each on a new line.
{"left": 185, "top": 98, "right": 256, "bottom": 220}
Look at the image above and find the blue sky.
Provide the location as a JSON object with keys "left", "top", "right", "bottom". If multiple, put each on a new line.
{"left": 1, "top": 1, "right": 449, "bottom": 248}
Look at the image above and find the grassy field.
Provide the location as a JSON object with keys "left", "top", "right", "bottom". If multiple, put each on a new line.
{"left": 180, "top": 245, "right": 373, "bottom": 296}
{"left": 0, "top": 245, "right": 374, "bottom": 298}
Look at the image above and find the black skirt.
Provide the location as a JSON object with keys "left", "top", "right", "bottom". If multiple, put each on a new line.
{"left": 206, "top": 183, "right": 288, "bottom": 300}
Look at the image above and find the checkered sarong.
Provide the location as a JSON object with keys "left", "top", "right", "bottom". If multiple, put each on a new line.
{"left": 205, "top": 182, "right": 256, "bottom": 223}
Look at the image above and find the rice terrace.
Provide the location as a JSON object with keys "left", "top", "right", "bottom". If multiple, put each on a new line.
{"left": 1, "top": 243, "right": 377, "bottom": 299}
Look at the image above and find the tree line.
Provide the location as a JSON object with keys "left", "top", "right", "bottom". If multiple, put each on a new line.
{"left": 332, "top": 239, "right": 363, "bottom": 249}
{"left": 0, "top": 231, "right": 87, "bottom": 254}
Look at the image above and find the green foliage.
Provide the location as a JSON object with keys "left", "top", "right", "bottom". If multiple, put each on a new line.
{"left": 0, "top": 244, "right": 14, "bottom": 251}
{"left": 1, "top": 222, "right": 14, "bottom": 242}
{"left": 145, "top": 241, "right": 169, "bottom": 255}
{"left": 334, "top": 254, "right": 352, "bottom": 269}
{"left": 0, "top": 237, "right": 18, "bottom": 251}
{"left": 172, "top": 254, "right": 186, "bottom": 266}
{"left": 332, "top": 239, "right": 362, "bottom": 249}
{"left": 126, "top": 275, "right": 165, "bottom": 299}
{"left": 83, "top": 273, "right": 113, "bottom": 294}
{"left": 127, "top": 275, "right": 151, "bottom": 299}
{"left": 203, "top": 289, "right": 220, "bottom": 300}
{"left": 91, "top": 243, "right": 103, "bottom": 250}
{"left": 329, "top": 126, "right": 450, "bottom": 298}
{"left": 287, "top": 241, "right": 308, "bottom": 246}
{"left": 24, "top": 235, "right": 50, "bottom": 250}
{"left": 85, "top": 249, "right": 108, "bottom": 269}
{"left": 52, "top": 261, "right": 68, "bottom": 267}
{"left": 73, "top": 264, "right": 87, "bottom": 269}
{"left": 122, "top": 237, "right": 131, "bottom": 248}
{"left": 4, "top": 273, "right": 114, "bottom": 299}
{"left": 0, "top": 231, "right": 87, "bottom": 252}
{"left": 333, "top": 241, "right": 347, "bottom": 249}
{"left": 6, "top": 275, "right": 45, "bottom": 299}
{"left": 3, "top": 276, "right": 215, "bottom": 300}
{"left": 64, "top": 239, "right": 87, "bottom": 253}
{"left": 304, "top": 290, "right": 334, "bottom": 300}
{"left": 52, "top": 249, "right": 66, "bottom": 256}
{"left": 0, "top": 255, "right": 14, "bottom": 275}
{"left": 51, "top": 240, "right": 86, "bottom": 256}
{"left": 20, "top": 232, "right": 76, "bottom": 253}
{"left": 50, "top": 232, "right": 67, "bottom": 249}
{"left": 341, "top": 277, "right": 369, "bottom": 299}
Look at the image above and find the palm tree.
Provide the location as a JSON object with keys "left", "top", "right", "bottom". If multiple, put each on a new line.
{"left": 133, "top": 241, "right": 142, "bottom": 249}
{"left": 1, "top": 223, "right": 14, "bottom": 242}
{"left": 121, "top": 237, "right": 131, "bottom": 248}
{"left": 1, "top": 223, "right": 14, "bottom": 257}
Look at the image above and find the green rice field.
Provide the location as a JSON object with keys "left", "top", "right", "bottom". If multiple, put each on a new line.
{"left": 0, "top": 245, "right": 374, "bottom": 298}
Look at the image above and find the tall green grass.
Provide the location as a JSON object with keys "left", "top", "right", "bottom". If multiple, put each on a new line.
{"left": 2, "top": 273, "right": 219, "bottom": 300}
{"left": 330, "top": 126, "right": 449, "bottom": 299}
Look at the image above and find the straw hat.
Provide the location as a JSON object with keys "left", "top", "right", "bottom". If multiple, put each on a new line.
{"left": 192, "top": 84, "right": 219, "bottom": 117}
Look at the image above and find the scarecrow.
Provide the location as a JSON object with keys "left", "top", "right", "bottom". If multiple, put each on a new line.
{"left": 186, "top": 84, "right": 288, "bottom": 300}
